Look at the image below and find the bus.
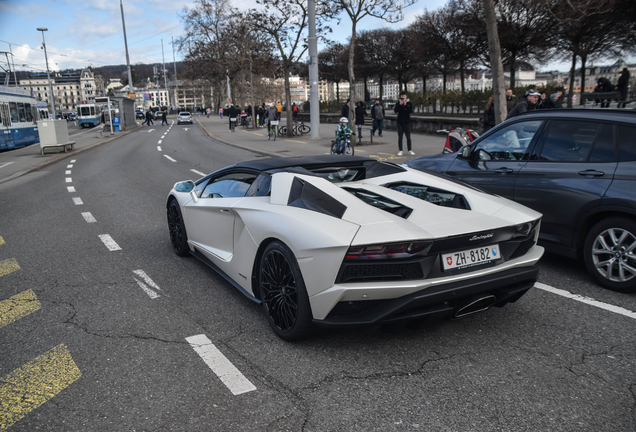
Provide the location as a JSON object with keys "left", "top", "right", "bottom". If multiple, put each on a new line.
{"left": 0, "top": 86, "right": 40, "bottom": 151}
{"left": 76, "top": 101, "right": 102, "bottom": 128}
{"left": 36, "top": 101, "right": 51, "bottom": 120}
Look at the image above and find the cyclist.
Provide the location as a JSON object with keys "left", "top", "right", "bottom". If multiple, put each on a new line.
{"left": 228, "top": 104, "right": 238, "bottom": 131}
{"left": 333, "top": 117, "right": 353, "bottom": 154}
{"left": 265, "top": 104, "right": 278, "bottom": 136}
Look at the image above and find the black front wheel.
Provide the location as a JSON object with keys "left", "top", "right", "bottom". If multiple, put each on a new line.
{"left": 583, "top": 217, "right": 636, "bottom": 292}
{"left": 258, "top": 241, "right": 313, "bottom": 341}
{"left": 299, "top": 124, "right": 311, "bottom": 134}
{"left": 167, "top": 199, "right": 190, "bottom": 257}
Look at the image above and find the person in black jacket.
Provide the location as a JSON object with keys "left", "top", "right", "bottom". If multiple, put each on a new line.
{"left": 594, "top": 77, "right": 614, "bottom": 108}
{"left": 617, "top": 68, "right": 630, "bottom": 108}
{"left": 354, "top": 101, "right": 366, "bottom": 136}
{"left": 341, "top": 99, "right": 350, "bottom": 120}
{"left": 394, "top": 91, "right": 414, "bottom": 156}
{"left": 506, "top": 89, "right": 540, "bottom": 120}
{"left": 371, "top": 99, "right": 385, "bottom": 137}
{"left": 228, "top": 104, "right": 238, "bottom": 130}
{"left": 483, "top": 96, "right": 496, "bottom": 132}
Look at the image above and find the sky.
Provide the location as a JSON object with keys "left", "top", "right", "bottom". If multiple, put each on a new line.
{"left": 0, "top": 0, "right": 606, "bottom": 77}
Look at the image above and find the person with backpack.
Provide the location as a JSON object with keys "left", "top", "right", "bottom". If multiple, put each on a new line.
{"left": 292, "top": 103, "right": 299, "bottom": 122}
{"left": 371, "top": 99, "right": 385, "bottom": 137}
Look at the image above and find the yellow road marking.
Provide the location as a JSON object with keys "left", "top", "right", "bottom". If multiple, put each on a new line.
{"left": 0, "top": 236, "right": 4, "bottom": 246}
{"left": 0, "top": 344, "right": 81, "bottom": 431}
{"left": 283, "top": 139, "right": 305, "bottom": 144}
{"left": 253, "top": 133, "right": 264, "bottom": 136}
{"left": 0, "top": 290, "right": 41, "bottom": 330}
{"left": 0, "top": 258, "right": 20, "bottom": 278}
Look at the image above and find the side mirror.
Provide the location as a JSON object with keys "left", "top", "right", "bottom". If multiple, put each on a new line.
{"left": 461, "top": 146, "right": 471, "bottom": 158}
{"left": 174, "top": 180, "right": 195, "bottom": 193}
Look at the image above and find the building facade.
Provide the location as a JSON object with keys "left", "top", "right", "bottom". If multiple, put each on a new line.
{"left": 18, "top": 68, "right": 99, "bottom": 114}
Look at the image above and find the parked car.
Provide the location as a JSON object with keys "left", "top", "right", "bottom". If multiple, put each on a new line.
{"left": 135, "top": 110, "right": 145, "bottom": 120}
{"left": 177, "top": 111, "right": 193, "bottom": 124}
{"left": 154, "top": 110, "right": 165, "bottom": 121}
{"left": 167, "top": 155, "right": 543, "bottom": 340}
{"left": 405, "top": 109, "right": 636, "bottom": 293}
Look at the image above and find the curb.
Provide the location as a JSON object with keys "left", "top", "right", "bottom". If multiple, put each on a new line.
{"left": 194, "top": 119, "right": 282, "bottom": 158}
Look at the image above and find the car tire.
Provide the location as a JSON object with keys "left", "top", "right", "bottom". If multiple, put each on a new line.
{"left": 258, "top": 241, "right": 314, "bottom": 341}
{"left": 583, "top": 217, "right": 636, "bottom": 292}
{"left": 167, "top": 199, "right": 190, "bottom": 257}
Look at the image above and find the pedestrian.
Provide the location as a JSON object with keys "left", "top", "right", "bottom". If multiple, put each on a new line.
{"left": 292, "top": 102, "right": 298, "bottom": 122}
{"left": 354, "top": 101, "right": 366, "bottom": 137}
{"left": 371, "top": 99, "right": 385, "bottom": 137}
{"left": 228, "top": 104, "right": 237, "bottom": 131}
{"left": 161, "top": 110, "right": 168, "bottom": 126}
{"left": 483, "top": 95, "right": 496, "bottom": 132}
{"left": 548, "top": 88, "right": 563, "bottom": 108}
{"left": 332, "top": 117, "right": 353, "bottom": 154}
{"left": 535, "top": 91, "right": 549, "bottom": 109}
{"left": 219, "top": 107, "right": 223, "bottom": 119}
{"left": 594, "top": 77, "right": 614, "bottom": 108}
{"left": 266, "top": 103, "right": 278, "bottom": 135}
{"left": 393, "top": 91, "right": 414, "bottom": 156}
{"left": 257, "top": 105, "right": 264, "bottom": 128}
{"left": 506, "top": 89, "right": 540, "bottom": 120}
{"left": 505, "top": 89, "right": 517, "bottom": 114}
{"left": 275, "top": 101, "right": 283, "bottom": 120}
{"left": 206, "top": 107, "right": 211, "bottom": 118}
{"left": 617, "top": 68, "right": 630, "bottom": 108}
{"left": 144, "top": 110, "right": 154, "bottom": 126}
{"left": 341, "top": 99, "right": 350, "bottom": 120}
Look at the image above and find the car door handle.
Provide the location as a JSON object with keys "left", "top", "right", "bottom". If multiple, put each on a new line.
{"left": 220, "top": 209, "right": 230, "bottom": 213}
{"left": 578, "top": 170, "right": 605, "bottom": 177}
{"left": 494, "top": 168, "right": 514, "bottom": 174}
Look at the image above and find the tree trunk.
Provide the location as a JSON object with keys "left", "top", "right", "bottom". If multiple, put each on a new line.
{"left": 568, "top": 53, "right": 577, "bottom": 108}
{"left": 348, "top": 22, "right": 358, "bottom": 125}
{"left": 443, "top": 72, "right": 447, "bottom": 93}
{"left": 509, "top": 56, "right": 516, "bottom": 91}
{"left": 460, "top": 61, "right": 466, "bottom": 94}
{"left": 336, "top": 82, "right": 340, "bottom": 103}
{"left": 579, "top": 54, "right": 588, "bottom": 105}
{"left": 484, "top": 0, "right": 507, "bottom": 124}
{"left": 379, "top": 75, "right": 384, "bottom": 100}
{"left": 249, "top": 58, "right": 255, "bottom": 129}
{"left": 284, "top": 64, "right": 293, "bottom": 137}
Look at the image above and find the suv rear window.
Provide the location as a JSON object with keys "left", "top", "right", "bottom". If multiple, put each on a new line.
{"left": 617, "top": 125, "right": 636, "bottom": 161}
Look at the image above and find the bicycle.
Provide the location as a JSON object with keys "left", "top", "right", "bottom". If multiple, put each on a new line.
{"left": 331, "top": 132, "right": 355, "bottom": 155}
{"left": 278, "top": 121, "right": 311, "bottom": 137}
{"left": 438, "top": 127, "right": 479, "bottom": 154}
{"left": 268, "top": 120, "right": 278, "bottom": 141}
{"left": 230, "top": 117, "right": 237, "bottom": 132}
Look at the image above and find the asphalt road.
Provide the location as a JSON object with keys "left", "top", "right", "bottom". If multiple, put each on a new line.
{"left": 1, "top": 119, "right": 635, "bottom": 431}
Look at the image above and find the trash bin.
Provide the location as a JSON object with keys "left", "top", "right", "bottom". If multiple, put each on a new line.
{"left": 113, "top": 116, "right": 120, "bottom": 132}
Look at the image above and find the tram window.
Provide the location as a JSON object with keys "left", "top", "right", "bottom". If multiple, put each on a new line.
{"left": 79, "top": 106, "right": 90, "bottom": 116}
{"left": 9, "top": 102, "right": 18, "bottom": 123}
{"left": 25, "top": 104, "right": 34, "bottom": 122}
{"left": 17, "top": 103, "right": 26, "bottom": 122}
{"left": 90, "top": 107, "right": 95, "bottom": 115}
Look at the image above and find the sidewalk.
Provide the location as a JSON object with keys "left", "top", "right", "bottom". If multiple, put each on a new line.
{"left": 0, "top": 122, "right": 142, "bottom": 185}
{"left": 194, "top": 113, "right": 446, "bottom": 162}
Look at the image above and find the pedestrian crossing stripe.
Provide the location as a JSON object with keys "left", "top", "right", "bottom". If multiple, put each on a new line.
{"left": 0, "top": 290, "right": 41, "bottom": 330}
{"left": 0, "top": 344, "right": 81, "bottom": 431}
{"left": 0, "top": 258, "right": 20, "bottom": 278}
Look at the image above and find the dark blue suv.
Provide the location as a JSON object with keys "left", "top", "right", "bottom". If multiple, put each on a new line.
{"left": 406, "top": 109, "right": 636, "bottom": 293}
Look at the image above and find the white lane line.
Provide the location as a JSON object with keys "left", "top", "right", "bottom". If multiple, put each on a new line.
{"left": 65, "top": 177, "right": 72, "bottom": 183}
{"left": 0, "top": 162, "right": 15, "bottom": 169}
{"left": 70, "top": 159, "right": 76, "bottom": 163}
{"left": 67, "top": 186, "right": 76, "bottom": 193}
{"left": 157, "top": 146, "right": 162, "bottom": 151}
{"left": 158, "top": 140, "right": 162, "bottom": 144}
{"left": 161, "top": 135, "right": 165, "bottom": 139}
{"left": 67, "top": 164, "right": 73, "bottom": 168}
{"left": 191, "top": 169, "right": 206, "bottom": 177}
{"left": 186, "top": 334, "right": 256, "bottom": 395}
{"left": 132, "top": 269, "right": 161, "bottom": 299}
{"left": 72, "top": 197, "right": 83, "bottom": 205}
{"left": 65, "top": 170, "right": 72, "bottom": 175}
{"left": 164, "top": 155, "right": 177, "bottom": 162}
{"left": 535, "top": 282, "right": 636, "bottom": 320}
{"left": 98, "top": 234, "right": 122, "bottom": 251}
{"left": 81, "top": 212, "right": 97, "bottom": 223}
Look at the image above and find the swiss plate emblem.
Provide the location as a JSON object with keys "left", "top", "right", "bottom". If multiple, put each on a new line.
{"left": 446, "top": 256, "right": 453, "bottom": 266}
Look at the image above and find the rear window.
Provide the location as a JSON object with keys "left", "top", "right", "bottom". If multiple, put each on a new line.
{"left": 384, "top": 182, "right": 471, "bottom": 210}
{"left": 179, "top": 112, "right": 191, "bottom": 116}
{"left": 617, "top": 125, "right": 636, "bottom": 161}
{"left": 343, "top": 188, "right": 412, "bottom": 219}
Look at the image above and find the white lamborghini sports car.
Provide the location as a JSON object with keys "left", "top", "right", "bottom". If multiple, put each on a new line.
{"left": 167, "top": 156, "right": 544, "bottom": 340}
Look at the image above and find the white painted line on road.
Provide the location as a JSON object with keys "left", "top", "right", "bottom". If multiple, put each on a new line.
{"left": 157, "top": 146, "right": 162, "bottom": 151}
{"left": 65, "top": 170, "right": 71, "bottom": 175}
{"left": 65, "top": 178, "right": 72, "bottom": 183}
{"left": 190, "top": 169, "right": 206, "bottom": 177}
{"left": 158, "top": 140, "right": 162, "bottom": 144}
{"left": 67, "top": 186, "right": 76, "bottom": 193}
{"left": 0, "top": 162, "right": 15, "bottom": 169}
{"left": 164, "top": 155, "right": 177, "bottom": 162}
{"left": 67, "top": 164, "right": 73, "bottom": 168}
{"left": 161, "top": 135, "right": 165, "bottom": 139}
{"left": 81, "top": 212, "right": 97, "bottom": 223}
{"left": 98, "top": 234, "right": 122, "bottom": 251}
{"left": 70, "top": 160, "right": 76, "bottom": 163}
{"left": 72, "top": 197, "right": 83, "bottom": 205}
{"left": 535, "top": 282, "right": 636, "bottom": 320}
{"left": 132, "top": 269, "right": 161, "bottom": 299}
{"left": 186, "top": 334, "right": 256, "bottom": 395}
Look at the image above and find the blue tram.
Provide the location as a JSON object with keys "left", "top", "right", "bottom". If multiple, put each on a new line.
{"left": 0, "top": 86, "right": 41, "bottom": 151}
{"left": 76, "top": 101, "right": 102, "bottom": 128}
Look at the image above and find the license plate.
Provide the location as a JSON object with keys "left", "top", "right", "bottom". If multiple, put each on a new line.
{"left": 230, "top": 118, "right": 237, "bottom": 121}
{"left": 270, "top": 121, "right": 279, "bottom": 125}
{"left": 442, "top": 244, "right": 500, "bottom": 271}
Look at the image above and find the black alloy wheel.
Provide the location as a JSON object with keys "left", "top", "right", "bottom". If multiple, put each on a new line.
{"left": 167, "top": 199, "right": 190, "bottom": 257}
{"left": 584, "top": 217, "right": 636, "bottom": 292}
{"left": 259, "top": 241, "right": 313, "bottom": 341}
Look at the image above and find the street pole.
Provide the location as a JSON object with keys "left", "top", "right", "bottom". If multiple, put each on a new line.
{"left": 307, "top": 0, "right": 320, "bottom": 138}
{"left": 172, "top": 37, "right": 178, "bottom": 111}
{"left": 162, "top": 39, "right": 169, "bottom": 111}
{"left": 36, "top": 28, "right": 56, "bottom": 119}
{"left": 120, "top": 0, "right": 134, "bottom": 93}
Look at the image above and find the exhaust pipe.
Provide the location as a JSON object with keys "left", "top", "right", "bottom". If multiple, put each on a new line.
{"left": 455, "top": 295, "right": 496, "bottom": 318}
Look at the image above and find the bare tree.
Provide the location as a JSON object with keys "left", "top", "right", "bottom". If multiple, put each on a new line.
{"left": 483, "top": 0, "right": 507, "bottom": 123}
{"left": 328, "top": 0, "right": 416, "bottom": 123}
{"left": 354, "top": 29, "right": 394, "bottom": 100}
{"left": 318, "top": 43, "right": 349, "bottom": 102}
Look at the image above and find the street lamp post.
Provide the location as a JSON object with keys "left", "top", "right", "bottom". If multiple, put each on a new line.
{"left": 36, "top": 27, "right": 56, "bottom": 119}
